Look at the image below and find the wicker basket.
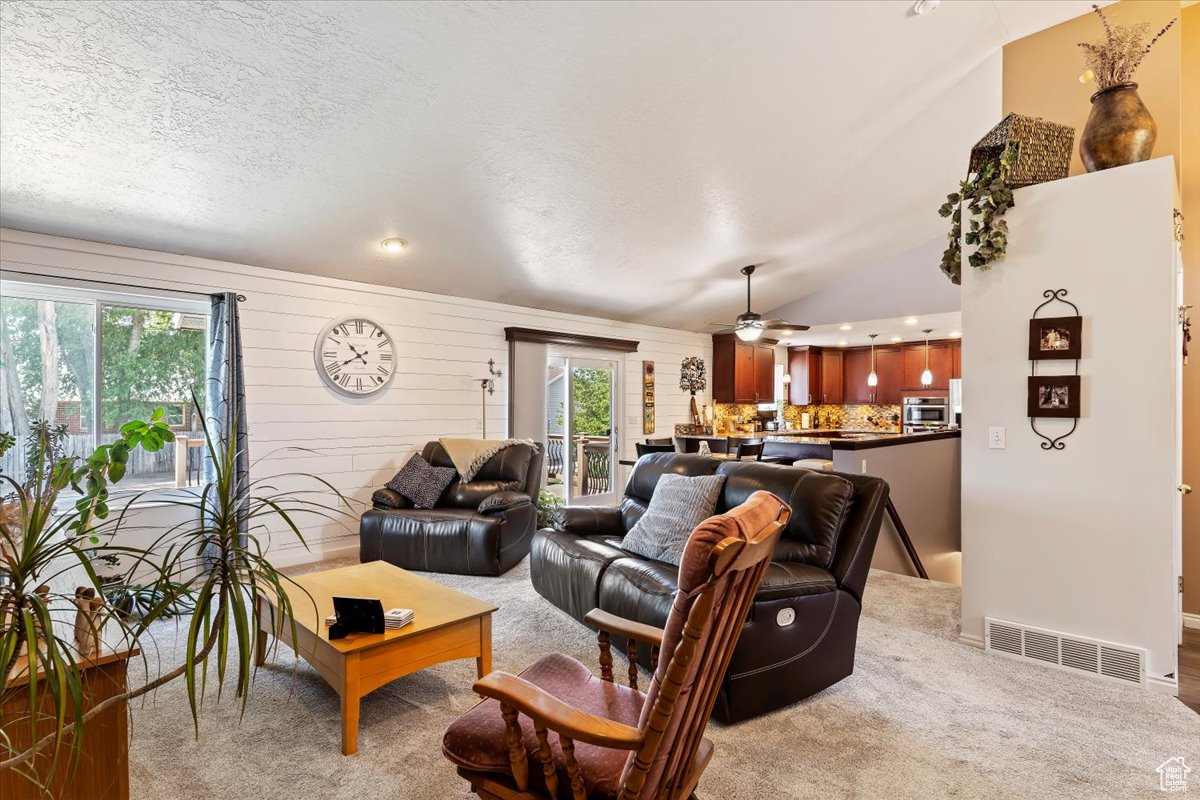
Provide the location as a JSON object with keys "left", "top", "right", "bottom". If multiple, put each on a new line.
{"left": 969, "top": 114, "right": 1074, "bottom": 188}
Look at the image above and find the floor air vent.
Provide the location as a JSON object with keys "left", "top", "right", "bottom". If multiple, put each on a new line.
{"left": 984, "top": 618, "right": 1145, "bottom": 686}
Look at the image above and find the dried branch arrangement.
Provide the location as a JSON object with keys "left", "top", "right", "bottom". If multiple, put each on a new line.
{"left": 1077, "top": 4, "right": 1176, "bottom": 91}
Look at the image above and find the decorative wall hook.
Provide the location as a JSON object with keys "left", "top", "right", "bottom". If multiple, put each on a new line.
{"left": 477, "top": 359, "right": 504, "bottom": 438}
{"left": 478, "top": 359, "right": 503, "bottom": 396}
{"left": 1181, "top": 304, "right": 1192, "bottom": 365}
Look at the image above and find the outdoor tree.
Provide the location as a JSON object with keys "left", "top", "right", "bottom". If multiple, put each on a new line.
{"left": 569, "top": 368, "right": 612, "bottom": 437}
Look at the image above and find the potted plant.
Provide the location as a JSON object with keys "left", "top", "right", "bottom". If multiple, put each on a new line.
{"left": 1077, "top": 4, "right": 1177, "bottom": 172}
{"left": 0, "top": 406, "right": 347, "bottom": 792}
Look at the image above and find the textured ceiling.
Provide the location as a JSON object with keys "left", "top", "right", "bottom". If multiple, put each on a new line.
{"left": 0, "top": 1, "right": 1098, "bottom": 329}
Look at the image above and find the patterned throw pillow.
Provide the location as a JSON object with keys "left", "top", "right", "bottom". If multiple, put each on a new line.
{"left": 620, "top": 473, "right": 726, "bottom": 566}
{"left": 385, "top": 453, "right": 457, "bottom": 509}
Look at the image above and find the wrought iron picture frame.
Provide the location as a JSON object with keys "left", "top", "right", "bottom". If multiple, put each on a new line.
{"left": 1028, "top": 289, "right": 1082, "bottom": 450}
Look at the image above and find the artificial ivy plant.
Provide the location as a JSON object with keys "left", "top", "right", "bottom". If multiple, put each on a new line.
{"left": 938, "top": 143, "right": 1017, "bottom": 285}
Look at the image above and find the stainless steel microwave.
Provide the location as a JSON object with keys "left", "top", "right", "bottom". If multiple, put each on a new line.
{"left": 902, "top": 396, "right": 949, "bottom": 428}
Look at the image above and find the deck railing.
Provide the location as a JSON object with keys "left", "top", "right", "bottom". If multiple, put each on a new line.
{"left": 546, "top": 433, "right": 611, "bottom": 497}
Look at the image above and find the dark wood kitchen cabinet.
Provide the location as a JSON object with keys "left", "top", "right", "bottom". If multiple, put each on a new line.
{"left": 713, "top": 334, "right": 775, "bottom": 403}
{"left": 902, "top": 342, "right": 954, "bottom": 391}
{"left": 844, "top": 347, "right": 905, "bottom": 405}
{"left": 818, "top": 350, "right": 843, "bottom": 405}
{"left": 754, "top": 344, "right": 775, "bottom": 402}
{"left": 842, "top": 348, "right": 873, "bottom": 405}
{"left": 874, "top": 348, "right": 904, "bottom": 404}
{"left": 786, "top": 346, "right": 821, "bottom": 405}
{"left": 784, "top": 338, "right": 959, "bottom": 407}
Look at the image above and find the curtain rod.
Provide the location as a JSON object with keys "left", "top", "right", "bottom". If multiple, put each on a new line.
{"left": 0, "top": 267, "right": 246, "bottom": 302}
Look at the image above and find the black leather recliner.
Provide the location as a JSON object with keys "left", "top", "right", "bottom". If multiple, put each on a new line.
{"left": 529, "top": 452, "right": 888, "bottom": 723}
{"left": 359, "top": 441, "right": 544, "bottom": 576}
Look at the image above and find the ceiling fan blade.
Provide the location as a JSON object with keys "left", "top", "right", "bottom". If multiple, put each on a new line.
{"left": 763, "top": 320, "right": 810, "bottom": 332}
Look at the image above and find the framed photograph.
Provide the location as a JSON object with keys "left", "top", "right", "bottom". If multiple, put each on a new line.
{"left": 1027, "top": 375, "right": 1081, "bottom": 418}
{"left": 1028, "top": 315, "right": 1082, "bottom": 360}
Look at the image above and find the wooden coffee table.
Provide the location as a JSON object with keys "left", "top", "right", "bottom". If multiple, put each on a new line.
{"left": 255, "top": 560, "right": 496, "bottom": 755}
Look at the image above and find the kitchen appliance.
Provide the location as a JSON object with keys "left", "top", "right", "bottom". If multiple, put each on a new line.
{"left": 903, "top": 396, "right": 950, "bottom": 431}
{"left": 948, "top": 379, "right": 963, "bottom": 429}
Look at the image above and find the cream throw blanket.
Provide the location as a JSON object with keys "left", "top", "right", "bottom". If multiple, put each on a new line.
{"left": 438, "top": 438, "right": 534, "bottom": 483}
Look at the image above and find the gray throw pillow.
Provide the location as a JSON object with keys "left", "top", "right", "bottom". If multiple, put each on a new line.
{"left": 620, "top": 473, "right": 726, "bottom": 566}
{"left": 386, "top": 453, "right": 457, "bottom": 509}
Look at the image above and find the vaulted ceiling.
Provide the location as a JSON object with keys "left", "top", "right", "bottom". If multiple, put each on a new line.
{"left": 0, "top": 1, "right": 1099, "bottom": 330}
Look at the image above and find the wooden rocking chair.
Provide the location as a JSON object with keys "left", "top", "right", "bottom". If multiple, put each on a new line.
{"left": 442, "top": 490, "right": 790, "bottom": 800}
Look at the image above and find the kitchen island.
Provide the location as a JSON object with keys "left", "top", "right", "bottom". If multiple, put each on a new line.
{"left": 673, "top": 429, "right": 962, "bottom": 584}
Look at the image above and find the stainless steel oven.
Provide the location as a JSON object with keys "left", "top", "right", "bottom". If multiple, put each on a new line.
{"left": 903, "top": 396, "right": 949, "bottom": 431}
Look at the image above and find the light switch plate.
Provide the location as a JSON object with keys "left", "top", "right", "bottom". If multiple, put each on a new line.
{"left": 988, "top": 426, "right": 1006, "bottom": 449}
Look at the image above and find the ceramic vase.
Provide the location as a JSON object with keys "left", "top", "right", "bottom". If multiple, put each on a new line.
{"left": 1079, "top": 83, "right": 1157, "bottom": 172}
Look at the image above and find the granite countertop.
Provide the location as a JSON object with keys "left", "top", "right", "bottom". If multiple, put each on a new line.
{"left": 674, "top": 429, "right": 961, "bottom": 450}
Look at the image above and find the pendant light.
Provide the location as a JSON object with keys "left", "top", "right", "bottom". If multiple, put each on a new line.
{"left": 920, "top": 328, "right": 934, "bottom": 386}
{"left": 866, "top": 334, "right": 879, "bottom": 387}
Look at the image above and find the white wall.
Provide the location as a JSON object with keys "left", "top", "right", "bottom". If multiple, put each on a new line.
{"left": 765, "top": 236, "right": 962, "bottom": 328}
{"left": 960, "top": 158, "right": 1180, "bottom": 686}
{"left": 0, "top": 229, "right": 712, "bottom": 565}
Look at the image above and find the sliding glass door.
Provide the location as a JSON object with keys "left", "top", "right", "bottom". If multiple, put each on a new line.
{"left": 545, "top": 354, "right": 618, "bottom": 505}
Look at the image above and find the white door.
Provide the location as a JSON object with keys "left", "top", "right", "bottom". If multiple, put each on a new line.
{"left": 545, "top": 354, "right": 619, "bottom": 505}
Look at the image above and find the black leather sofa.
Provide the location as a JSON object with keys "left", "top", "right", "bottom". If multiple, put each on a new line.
{"left": 529, "top": 452, "right": 888, "bottom": 723}
{"left": 359, "top": 441, "right": 544, "bottom": 576}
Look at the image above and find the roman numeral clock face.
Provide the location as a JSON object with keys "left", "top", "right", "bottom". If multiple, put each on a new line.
{"left": 314, "top": 318, "right": 396, "bottom": 397}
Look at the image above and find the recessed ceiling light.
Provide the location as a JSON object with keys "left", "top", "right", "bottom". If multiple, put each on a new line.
{"left": 837, "top": 339, "right": 848, "bottom": 346}
{"left": 839, "top": 324, "right": 852, "bottom": 331}
{"left": 912, "top": 0, "right": 940, "bottom": 14}
{"left": 904, "top": 317, "right": 919, "bottom": 325}
{"left": 950, "top": 330, "right": 962, "bottom": 337}
{"left": 381, "top": 238, "right": 409, "bottom": 254}
{"left": 890, "top": 335, "right": 903, "bottom": 342}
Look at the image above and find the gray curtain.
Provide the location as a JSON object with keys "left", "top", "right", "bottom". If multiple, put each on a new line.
{"left": 206, "top": 292, "right": 248, "bottom": 541}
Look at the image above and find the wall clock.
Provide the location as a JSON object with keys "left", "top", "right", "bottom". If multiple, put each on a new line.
{"left": 314, "top": 317, "right": 396, "bottom": 397}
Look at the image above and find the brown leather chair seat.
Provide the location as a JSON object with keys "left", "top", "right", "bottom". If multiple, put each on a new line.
{"left": 442, "top": 653, "right": 645, "bottom": 799}
{"left": 597, "top": 557, "right": 678, "bottom": 633}
{"left": 756, "top": 562, "right": 837, "bottom": 600}
{"left": 530, "top": 531, "right": 628, "bottom": 621}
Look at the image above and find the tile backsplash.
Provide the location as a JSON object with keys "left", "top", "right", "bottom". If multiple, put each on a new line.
{"left": 710, "top": 402, "right": 901, "bottom": 432}
{"left": 784, "top": 403, "right": 901, "bottom": 431}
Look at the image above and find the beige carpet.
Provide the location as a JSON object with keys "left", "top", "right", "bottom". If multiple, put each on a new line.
{"left": 126, "top": 560, "right": 1198, "bottom": 799}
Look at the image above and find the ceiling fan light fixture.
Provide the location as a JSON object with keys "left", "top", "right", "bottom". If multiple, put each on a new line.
{"left": 734, "top": 319, "right": 764, "bottom": 341}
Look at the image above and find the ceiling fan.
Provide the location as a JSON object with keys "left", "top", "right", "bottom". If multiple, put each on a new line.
{"left": 709, "top": 265, "right": 809, "bottom": 341}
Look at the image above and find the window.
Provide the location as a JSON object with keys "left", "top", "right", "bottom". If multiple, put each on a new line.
{"left": 0, "top": 281, "right": 208, "bottom": 499}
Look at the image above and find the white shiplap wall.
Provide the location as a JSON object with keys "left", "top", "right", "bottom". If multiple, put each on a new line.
{"left": 0, "top": 229, "right": 712, "bottom": 566}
